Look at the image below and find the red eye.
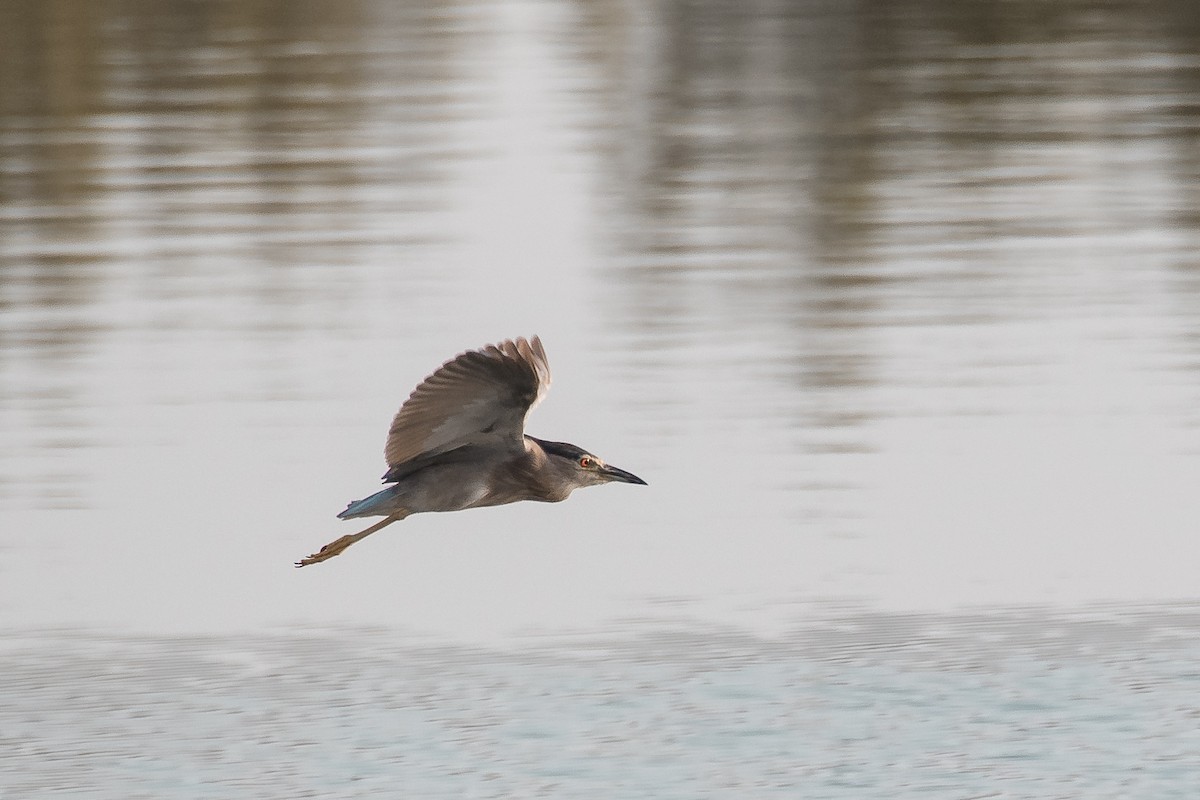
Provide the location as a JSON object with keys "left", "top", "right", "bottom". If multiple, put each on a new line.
{"left": 580, "top": 457, "right": 593, "bottom": 468}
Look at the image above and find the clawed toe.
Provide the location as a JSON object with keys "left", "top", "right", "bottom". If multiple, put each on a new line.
{"left": 295, "top": 538, "right": 349, "bottom": 568}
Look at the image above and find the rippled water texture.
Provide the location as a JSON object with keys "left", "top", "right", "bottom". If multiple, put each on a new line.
{"left": 2, "top": 0, "right": 1200, "bottom": 795}
{"left": 5, "top": 610, "right": 1200, "bottom": 798}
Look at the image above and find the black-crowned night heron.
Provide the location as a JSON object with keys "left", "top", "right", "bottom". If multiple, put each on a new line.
{"left": 296, "top": 336, "right": 646, "bottom": 567}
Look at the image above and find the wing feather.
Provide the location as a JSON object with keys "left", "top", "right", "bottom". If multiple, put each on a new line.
{"left": 382, "top": 336, "right": 551, "bottom": 471}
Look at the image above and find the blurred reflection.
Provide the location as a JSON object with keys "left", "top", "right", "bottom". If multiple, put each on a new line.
{"left": 1, "top": 0, "right": 1199, "bottom": 629}
{"left": 593, "top": 0, "right": 1200, "bottom": 458}
{"left": 0, "top": 0, "right": 482, "bottom": 505}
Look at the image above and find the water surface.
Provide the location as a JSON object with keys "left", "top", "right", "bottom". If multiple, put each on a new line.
{"left": 2, "top": 1, "right": 1200, "bottom": 792}
{"left": 4, "top": 608, "right": 1199, "bottom": 798}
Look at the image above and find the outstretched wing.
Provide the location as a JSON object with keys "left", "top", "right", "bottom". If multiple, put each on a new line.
{"left": 382, "top": 336, "right": 551, "bottom": 471}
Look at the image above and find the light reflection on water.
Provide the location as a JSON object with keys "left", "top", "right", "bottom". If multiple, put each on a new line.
{"left": 4, "top": 1, "right": 1200, "bottom": 794}
{"left": 2, "top": 1, "right": 1200, "bottom": 636}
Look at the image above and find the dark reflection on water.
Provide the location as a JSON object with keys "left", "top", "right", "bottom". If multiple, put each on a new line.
{"left": 2, "top": 1, "right": 1200, "bottom": 633}
{"left": 1, "top": 0, "right": 487, "bottom": 507}
{"left": 3, "top": 607, "right": 1199, "bottom": 797}
{"left": 607, "top": 0, "right": 1200, "bottom": 449}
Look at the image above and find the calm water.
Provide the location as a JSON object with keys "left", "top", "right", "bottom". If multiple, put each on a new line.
{"left": 3, "top": 0, "right": 1200, "bottom": 794}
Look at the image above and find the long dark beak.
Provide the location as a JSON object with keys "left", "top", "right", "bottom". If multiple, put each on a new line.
{"left": 601, "top": 464, "right": 647, "bottom": 485}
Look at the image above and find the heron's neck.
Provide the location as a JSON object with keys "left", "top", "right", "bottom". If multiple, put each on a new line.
{"left": 520, "top": 439, "right": 576, "bottom": 502}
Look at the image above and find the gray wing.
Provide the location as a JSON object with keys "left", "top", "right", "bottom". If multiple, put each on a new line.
{"left": 383, "top": 336, "right": 551, "bottom": 470}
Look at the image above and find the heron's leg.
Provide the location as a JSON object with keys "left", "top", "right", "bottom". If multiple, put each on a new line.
{"left": 294, "top": 512, "right": 407, "bottom": 567}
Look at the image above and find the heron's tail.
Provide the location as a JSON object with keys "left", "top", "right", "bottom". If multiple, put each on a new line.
{"left": 338, "top": 487, "right": 399, "bottom": 519}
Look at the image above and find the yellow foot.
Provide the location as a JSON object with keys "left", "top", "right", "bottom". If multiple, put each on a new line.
{"left": 294, "top": 513, "right": 404, "bottom": 568}
{"left": 295, "top": 534, "right": 359, "bottom": 567}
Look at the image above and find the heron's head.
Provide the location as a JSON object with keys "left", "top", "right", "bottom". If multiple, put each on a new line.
{"left": 529, "top": 437, "right": 648, "bottom": 491}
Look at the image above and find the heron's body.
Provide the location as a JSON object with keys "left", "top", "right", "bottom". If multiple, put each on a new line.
{"left": 338, "top": 437, "right": 576, "bottom": 519}
{"left": 296, "top": 337, "right": 645, "bottom": 567}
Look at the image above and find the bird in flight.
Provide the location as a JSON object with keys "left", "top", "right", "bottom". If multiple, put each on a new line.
{"left": 296, "top": 336, "right": 646, "bottom": 566}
